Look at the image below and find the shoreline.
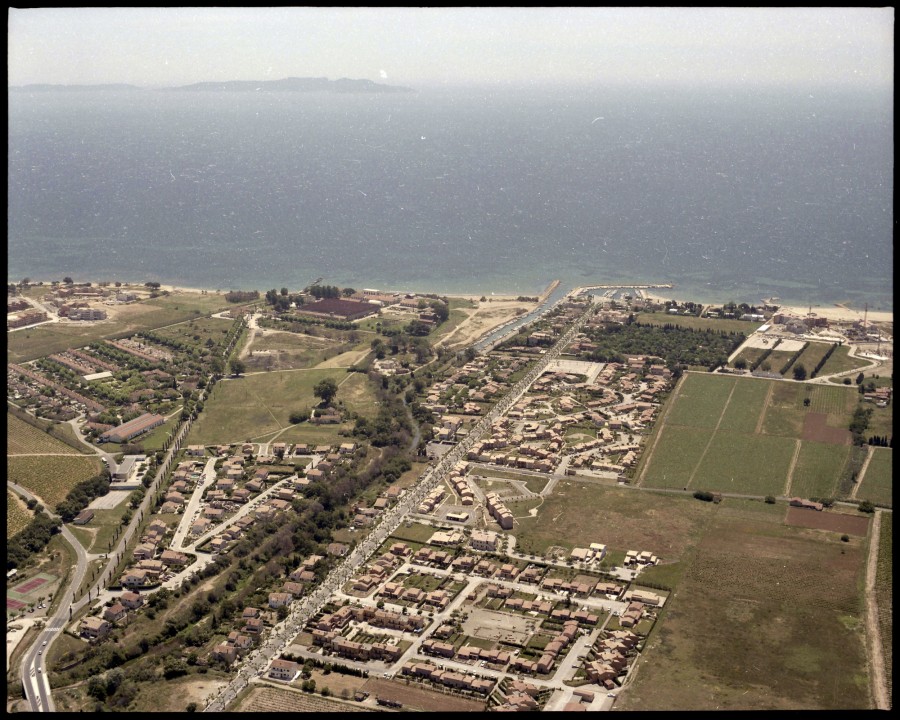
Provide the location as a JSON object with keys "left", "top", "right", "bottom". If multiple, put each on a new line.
{"left": 14, "top": 279, "right": 893, "bottom": 325}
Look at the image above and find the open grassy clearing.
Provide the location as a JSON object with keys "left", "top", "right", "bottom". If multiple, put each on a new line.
{"left": 857, "top": 448, "right": 892, "bottom": 506}
{"left": 635, "top": 312, "right": 760, "bottom": 335}
{"left": 875, "top": 512, "right": 892, "bottom": 707}
{"left": 788, "top": 441, "right": 850, "bottom": 499}
{"left": 185, "top": 368, "right": 369, "bottom": 445}
{"left": 8, "top": 454, "right": 103, "bottom": 508}
{"left": 618, "top": 507, "right": 870, "bottom": 710}
{"left": 513, "top": 480, "right": 714, "bottom": 562}
{"left": 7, "top": 412, "right": 86, "bottom": 455}
{"left": 150, "top": 315, "right": 233, "bottom": 347}
{"left": 7, "top": 489, "right": 34, "bottom": 538}
{"left": 6, "top": 291, "right": 232, "bottom": 363}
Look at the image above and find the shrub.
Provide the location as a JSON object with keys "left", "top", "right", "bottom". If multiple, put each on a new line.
{"left": 693, "top": 490, "right": 714, "bottom": 502}
{"left": 858, "top": 500, "right": 876, "bottom": 514}
{"left": 764, "top": 495, "right": 776, "bottom": 504}
{"left": 840, "top": 535, "right": 850, "bottom": 542}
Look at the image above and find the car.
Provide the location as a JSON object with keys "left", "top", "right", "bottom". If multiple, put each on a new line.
{"left": 38, "top": 650, "right": 42, "bottom": 655}
{"left": 42, "top": 641, "right": 47, "bottom": 646}
{"left": 607, "top": 693, "right": 616, "bottom": 698}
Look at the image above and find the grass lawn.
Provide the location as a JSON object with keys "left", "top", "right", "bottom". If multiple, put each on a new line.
{"left": 7, "top": 455, "right": 103, "bottom": 508}
{"left": 795, "top": 341, "right": 839, "bottom": 378}
{"left": 617, "top": 507, "right": 870, "bottom": 711}
{"left": 857, "top": 447, "right": 892, "bottom": 507}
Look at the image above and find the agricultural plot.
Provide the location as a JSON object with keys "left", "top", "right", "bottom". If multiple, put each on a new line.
{"left": 691, "top": 432, "right": 796, "bottom": 495}
{"left": 787, "top": 441, "right": 851, "bottom": 499}
{"left": 857, "top": 448, "right": 893, "bottom": 507}
{"left": 641, "top": 375, "right": 861, "bottom": 497}
{"left": 513, "top": 480, "right": 714, "bottom": 562}
{"left": 665, "top": 373, "right": 737, "bottom": 429}
{"left": 7, "top": 413, "right": 84, "bottom": 455}
{"left": 640, "top": 426, "right": 711, "bottom": 488}
{"left": 715, "top": 377, "right": 771, "bottom": 434}
{"left": 7, "top": 455, "right": 103, "bottom": 508}
{"left": 617, "top": 507, "right": 870, "bottom": 711}
{"left": 7, "top": 490, "right": 33, "bottom": 538}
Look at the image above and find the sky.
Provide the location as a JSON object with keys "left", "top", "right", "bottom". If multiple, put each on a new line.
{"left": 7, "top": 7, "right": 894, "bottom": 89}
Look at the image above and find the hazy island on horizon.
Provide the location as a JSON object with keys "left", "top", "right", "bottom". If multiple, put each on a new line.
{"left": 8, "top": 76, "right": 415, "bottom": 93}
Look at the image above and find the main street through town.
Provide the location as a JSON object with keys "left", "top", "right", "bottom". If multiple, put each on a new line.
{"left": 204, "top": 302, "right": 595, "bottom": 711}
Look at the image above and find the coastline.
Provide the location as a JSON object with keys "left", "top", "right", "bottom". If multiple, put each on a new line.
{"left": 15, "top": 279, "right": 893, "bottom": 326}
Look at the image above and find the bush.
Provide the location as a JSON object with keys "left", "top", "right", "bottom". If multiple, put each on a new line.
{"left": 764, "top": 495, "right": 776, "bottom": 504}
{"left": 858, "top": 500, "right": 876, "bottom": 514}
{"left": 693, "top": 490, "right": 714, "bottom": 502}
{"left": 840, "top": 535, "right": 850, "bottom": 542}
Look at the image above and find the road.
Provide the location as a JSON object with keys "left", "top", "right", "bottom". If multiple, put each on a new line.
{"left": 205, "top": 301, "right": 596, "bottom": 711}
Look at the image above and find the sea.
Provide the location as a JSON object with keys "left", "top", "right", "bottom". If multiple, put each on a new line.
{"left": 7, "top": 83, "right": 893, "bottom": 310}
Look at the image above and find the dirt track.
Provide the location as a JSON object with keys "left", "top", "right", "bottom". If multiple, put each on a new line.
{"left": 864, "top": 510, "right": 889, "bottom": 710}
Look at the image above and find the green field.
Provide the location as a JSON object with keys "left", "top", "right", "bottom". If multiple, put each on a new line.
{"left": 136, "top": 413, "right": 182, "bottom": 452}
{"left": 857, "top": 448, "right": 893, "bottom": 507}
{"left": 691, "top": 432, "right": 796, "bottom": 495}
{"left": 7, "top": 455, "right": 103, "bottom": 508}
{"left": 665, "top": 373, "right": 738, "bottom": 429}
{"left": 640, "top": 374, "right": 861, "bottom": 497}
{"left": 185, "top": 368, "right": 377, "bottom": 446}
{"left": 788, "top": 441, "right": 851, "bottom": 499}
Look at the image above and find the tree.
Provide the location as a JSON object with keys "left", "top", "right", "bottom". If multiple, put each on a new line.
{"left": 733, "top": 358, "right": 748, "bottom": 371}
{"left": 313, "top": 377, "right": 338, "bottom": 406}
{"left": 230, "top": 358, "right": 246, "bottom": 376}
{"left": 63, "top": 276, "right": 74, "bottom": 285}
{"left": 280, "top": 287, "right": 289, "bottom": 296}
{"left": 792, "top": 364, "right": 807, "bottom": 381}
{"left": 856, "top": 372, "right": 865, "bottom": 385}
{"left": 342, "top": 287, "right": 356, "bottom": 297}
{"left": 764, "top": 495, "right": 776, "bottom": 504}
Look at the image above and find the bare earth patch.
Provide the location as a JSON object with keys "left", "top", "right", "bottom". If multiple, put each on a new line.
{"left": 785, "top": 507, "right": 870, "bottom": 536}
{"left": 360, "top": 677, "right": 486, "bottom": 712}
